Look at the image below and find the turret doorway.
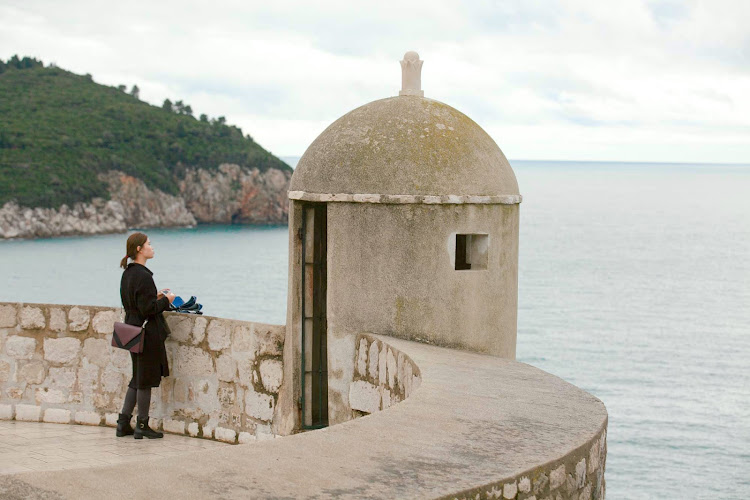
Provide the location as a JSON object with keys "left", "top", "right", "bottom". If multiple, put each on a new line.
{"left": 300, "top": 202, "right": 328, "bottom": 429}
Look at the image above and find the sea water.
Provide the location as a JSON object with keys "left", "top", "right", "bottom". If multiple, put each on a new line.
{"left": 1, "top": 161, "right": 748, "bottom": 498}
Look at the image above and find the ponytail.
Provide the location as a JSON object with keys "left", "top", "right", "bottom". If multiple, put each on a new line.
{"left": 120, "top": 232, "right": 148, "bottom": 269}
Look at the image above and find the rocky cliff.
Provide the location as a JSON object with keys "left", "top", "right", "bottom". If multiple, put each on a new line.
{"left": 0, "top": 165, "right": 291, "bottom": 239}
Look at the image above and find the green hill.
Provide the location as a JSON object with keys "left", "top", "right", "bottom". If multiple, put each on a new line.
{"left": 0, "top": 56, "right": 292, "bottom": 208}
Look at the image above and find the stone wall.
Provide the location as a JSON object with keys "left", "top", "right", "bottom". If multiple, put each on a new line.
{"left": 0, "top": 302, "right": 284, "bottom": 444}
{"left": 349, "top": 333, "right": 421, "bottom": 415}
{"left": 447, "top": 425, "right": 607, "bottom": 500}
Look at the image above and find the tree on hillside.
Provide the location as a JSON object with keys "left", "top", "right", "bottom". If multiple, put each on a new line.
{"left": 2, "top": 55, "right": 44, "bottom": 71}
{"left": 117, "top": 84, "right": 126, "bottom": 92}
{"left": 130, "top": 85, "right": 140, "bottom": 99}
{"left": 162, "top": 99, "right": 173, "bottom": 112}
{"left": 200, "top": 114, "right": 208, "bottom": 122}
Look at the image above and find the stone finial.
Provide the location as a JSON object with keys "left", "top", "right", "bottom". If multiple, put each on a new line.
{"left": 399, "top": 51, "right": 424, "bottom": 97}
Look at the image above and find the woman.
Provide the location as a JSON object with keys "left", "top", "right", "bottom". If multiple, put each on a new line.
{"left": 117, "top": 232, "right": 175, "bottom": 439}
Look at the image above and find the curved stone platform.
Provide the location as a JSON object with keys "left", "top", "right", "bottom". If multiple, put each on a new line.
{"left": 0, "top": 420, "right": 226, "bottom": 475}
{"left": 1, "top": 336, "right": 607, "bottom": 500}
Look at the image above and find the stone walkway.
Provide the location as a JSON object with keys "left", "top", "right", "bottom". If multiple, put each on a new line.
{"left": 0, "top": 420, "right": 226, "bottom": 475}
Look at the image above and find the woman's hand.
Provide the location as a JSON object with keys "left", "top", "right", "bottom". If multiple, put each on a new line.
{"left": 166, "top": 292, "right": 176, "bottom": 304}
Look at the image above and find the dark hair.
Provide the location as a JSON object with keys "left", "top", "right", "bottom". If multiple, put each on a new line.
{"left": 120, "top": 232, "right": 148, "bottom": 269}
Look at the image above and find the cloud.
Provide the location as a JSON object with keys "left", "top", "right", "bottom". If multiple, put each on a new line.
{"left": 1, "top": 0, "right": 748, "bottom": 162}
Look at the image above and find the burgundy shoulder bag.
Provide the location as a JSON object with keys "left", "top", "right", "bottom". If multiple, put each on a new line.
{"left": 112, "top": 320, "right": 147, "bottom": 353}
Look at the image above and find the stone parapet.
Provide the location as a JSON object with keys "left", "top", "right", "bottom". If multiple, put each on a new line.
{"left": 2, "top": 335, "right": 607, "bottom": 499}
{"left": 349, "top": 333, "right": 421, "bottom": 414}
{"left": 0, "top": 302, "right": 284, "bottom": 444}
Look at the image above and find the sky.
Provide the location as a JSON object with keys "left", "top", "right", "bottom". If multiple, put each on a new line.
{"left": 1, "top": 0, "right": 749, "bottom": 163}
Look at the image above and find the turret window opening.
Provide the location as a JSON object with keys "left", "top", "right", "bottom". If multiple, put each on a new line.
{"left": 455, "top": 234, "right": 489, "bottom": 270}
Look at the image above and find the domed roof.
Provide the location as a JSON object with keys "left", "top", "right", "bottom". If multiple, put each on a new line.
{"left": 290, "top": 95, "right": 519, "bottom": 197}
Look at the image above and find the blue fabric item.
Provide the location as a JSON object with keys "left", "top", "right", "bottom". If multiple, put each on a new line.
{"left": 180, "top": 296, "right": 197, "bottom": 309}
{"left": 171, "top": 296, "right": 185, "bottom": 308}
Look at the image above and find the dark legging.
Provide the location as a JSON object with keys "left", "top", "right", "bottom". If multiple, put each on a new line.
{"left": 121, "top": 387, "right": 151, "bottom": 419}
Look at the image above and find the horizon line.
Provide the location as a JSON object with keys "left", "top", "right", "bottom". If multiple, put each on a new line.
{"left": 279, "top": 156, "right": 750, "bottom": 167}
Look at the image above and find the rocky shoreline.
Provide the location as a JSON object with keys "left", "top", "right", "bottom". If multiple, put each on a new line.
{"left": 0, "top": 164, "right": 291, "bottom": 239}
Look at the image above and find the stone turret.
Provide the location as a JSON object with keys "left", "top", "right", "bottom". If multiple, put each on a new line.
{"left": 280, "top": 51, "right": 522, "bottom": 432}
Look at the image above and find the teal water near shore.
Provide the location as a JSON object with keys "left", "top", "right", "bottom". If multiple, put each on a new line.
{"left": 1, "top": 160, "right": 749, "bottom": 498}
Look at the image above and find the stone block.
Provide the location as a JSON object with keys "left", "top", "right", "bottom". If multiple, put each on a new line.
{"left": 386, "top": 348, "right": 397, "bottom": 388}
{"left": 256, "top": 324, "right": 283, "bottom": 356}
{"left": 218, "top": 386, "right": 236, "bottom": 405}
{"left": 588, "top": 438, "right": 600, "bottom": 474}
{"left": 216, "top": 354, "right": 237, "bottom": 382}
{"left": 207, "top": 320, "right": 231, "bottom": 351}
{"left": 174, "top": 345, "right": 214, "bottom": 376}
{"left": 397, "top": 352, "right": 406, "bottom": 393}
{"left": 232, "top": 324, "right": 254, "bottom": 353}
{"left": 19, "top": 306, "right": 45, "bottom": 329}
{"left": 381, "top": 387, "right": 391, "bottom": 409}
{"left": 550, "top": 465, "right": 566, "bottom": 491}
{"left": 236, "top": 357, "right": 254, "bottom": 387}
{"left": 579, "top": 483, "right": 592, "bottom": 500}
{"left": 245, "top": 388, "right": 274, "bottom": 422}
{"left": 349, "top": 380, "right": 380, "bottom": 414}
{"left": 43, "top": 337, "right": 81, "bottom": 364}
{"left": 49, "top": 308, "right": 67, "bottom": 332}
{"left": 101, "top": 365, "right": 124, "bottom": 393}
{"left": 149, "top": 417, "right": 161, "bottom": 430}
{"left": 533, "top": 472, "right": 549, "bottom": 495}
{"left": 238, "top": 431, "right": 255, "bottom": 444}
{"left": 0, "top": 360, "right": 9, "bottom": 382}
{"left": 48, "top": 367, "right": 76, "bottom": 390}
{"left": 93, "top": 393, "right": 110, "bottom": 409}
{"left": 503, "top": 481, "right": 517, "bottom": 499}
{"left": 43, "top": 408, "right": 71, "bottom": 424}
{"left": 75, "top": 411, "right": 101, "bottom": 425}
{"left": 378, "top": 343, "right": 387, "bottom": 386}
{"left": 6, "top": 336, "right": 36, "bottom": 360}
{"left": 255, "top": 423, "right": 273, "bottom": 441}
{"left": 82, "top": 338, "right": 110, "bottom": 367}
{"left": 188, "top": 379, "right": 216, "bottom": 408}
{"left": 173, "top": 378, "right": 188, "bottom": 403}
{"left": 356, "top": 338, "right": 367, "bottom": 376}
{"left": 6, "top": 387, "right": 24, "bottom": 399}
{"left": 163, "top": 418, "right": 186, "bottom": 435}
{"left": 111, "top": 348, "right": 131, "bottom": 373}
{"left": 215, "top": 427, "right": 236, "bottom": 443}
{"left": 0, "top": 304, "right": 17, "bottom": 328}
{"left": 166, "top": 314, "right": 192, "bottom": 343}
{"left": 368, "top": 341, "right": 379, "bottom": 381}
{"left": 0, "top": 404, "right": 14, "bottom": 420}
{"left": 202, "top": 424, "right": 215, "bottom": 439}
{"left": 259, "top": 359, "right": 283, "bottom": 393}
{"left": 16, "top": 404, "right": 41, "bottom": 421}
{"left": 68, "top": 307, "right": 90, "bottom": 331}
{"left": 105, "top": 413, "right": 119, "bottom": 427}
{"left": 192, "top": 317, "right": 208, "bottom": 344}
{"left": 404, "top": 361, "right": 414, "bottom": 396}
{"left": 160, "top": 377, "right": 174, "bottom": 404}
{"left": 187, "top": 422, "right": 200, "bottom": 437}
{"left": 36, "top": 388, "right": 66, "bottom": 404}
{"left": 576, "top": 458, "right": 587, "bottom": 488}
{"left": 92, "top": 310, "right": 119, "bottom": 334}
{"left": 77, "top": 360, "right": 99, "bottom": 394}
{"left": 519, "top": 476, "right": 531, "bottom": 493}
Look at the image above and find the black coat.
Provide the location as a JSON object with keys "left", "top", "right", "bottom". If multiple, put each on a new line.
{"left": 120, "top": 263, "right": 171, "bottom": 389}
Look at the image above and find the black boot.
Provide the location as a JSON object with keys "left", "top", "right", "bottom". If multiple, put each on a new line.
{"left": 134, "top": 416, "right": 163, "bottom": 439}
{"left": 116, "top": 413, "right": 134, "bottom": 437}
